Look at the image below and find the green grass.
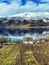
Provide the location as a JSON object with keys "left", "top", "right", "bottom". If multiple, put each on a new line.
{"left": 0, "top": 44, "right": 19, "bottom": 65}
{"left": 0, "top": 42, "right": 49, "bottom": 65}
{"left": 24, "top": 47, "right": 39, "bottom": 65}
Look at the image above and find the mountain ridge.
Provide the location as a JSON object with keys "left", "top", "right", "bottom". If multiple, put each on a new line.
{"left": 8, "top": 12, "right": 49, "bottom": 20}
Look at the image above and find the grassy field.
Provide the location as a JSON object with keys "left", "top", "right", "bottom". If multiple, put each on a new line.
{"left": 18, "top": 43, "right": 49, "bottom": 65}
{"left": 0, "top": 42, "right": 49, "bottom": 65}
{"left": 0, "top": 43, "right": 19, "bottom": 65}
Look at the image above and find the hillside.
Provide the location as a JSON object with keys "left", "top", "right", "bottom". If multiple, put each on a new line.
{"left": 0, "top": 12, "right": 49, "bottom": 28}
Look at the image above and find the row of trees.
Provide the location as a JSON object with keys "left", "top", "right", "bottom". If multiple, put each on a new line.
{"left": 7, "top": 19, "right": 49, "bottom": 26}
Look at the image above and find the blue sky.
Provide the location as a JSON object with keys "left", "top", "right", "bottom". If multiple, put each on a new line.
{"left": 0, "top": 0, "right": 49, "bottom": 16}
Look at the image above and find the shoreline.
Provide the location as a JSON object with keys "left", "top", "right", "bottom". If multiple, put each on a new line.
{"left": 0, "top": 26, "right": 49, "bottom": 29}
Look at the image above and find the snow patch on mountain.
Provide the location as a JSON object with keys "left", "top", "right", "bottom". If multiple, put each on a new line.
{"left": 9, "top": 12, "right": 49, "bottom": 20}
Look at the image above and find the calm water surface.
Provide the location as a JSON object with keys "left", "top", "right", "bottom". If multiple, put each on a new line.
{"left": 0, "top": 28, "right": 49, "bottom": 41}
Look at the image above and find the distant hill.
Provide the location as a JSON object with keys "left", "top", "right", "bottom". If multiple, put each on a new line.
{"left": 0, "top": 12, "right": 49, "bottom": 27}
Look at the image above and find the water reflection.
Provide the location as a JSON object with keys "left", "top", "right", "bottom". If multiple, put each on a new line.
{"left": 0, "top": 28, "right": 49, "bottom": 41}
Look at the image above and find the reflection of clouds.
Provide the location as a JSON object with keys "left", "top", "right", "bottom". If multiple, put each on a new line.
{"left": 42, "top": 31, "right": 47, "bottom": 35}
{"left": 8, "top": 35, "right": 23, "bottom": 41}
{"left": 42, "top": 31, "right": 49, "bottom": 35}
{"left": 8, "top": 32, "right": 49, "bottom": 41}
{"left": 3, "top": 31, "right": 10, "bottom": 35}
{"left": 31, "top": 33, "right": 39, "bottom": 40}
{"left": 0, "top": 29, "right": 49, "bottom": 41}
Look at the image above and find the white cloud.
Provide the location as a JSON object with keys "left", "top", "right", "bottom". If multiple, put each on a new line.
{"left": 41, "top": 0, "right": 49, "bottom": 2}
{"left": 0, "top": 0, "right": 49, "bottom": 16}
{"left": 35, "top": 3, "right": 49, "bottom": 12}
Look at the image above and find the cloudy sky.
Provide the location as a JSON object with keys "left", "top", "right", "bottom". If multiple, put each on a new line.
{"left": 0, "top": 0, "right": 49, "bottom": 16}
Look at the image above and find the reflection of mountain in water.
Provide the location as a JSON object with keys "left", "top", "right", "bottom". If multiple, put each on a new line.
{"left": 0, "top": 28, "right": 49, "bottom": 41}
{"left": 0, "top": 28, "right": 49, "bottom": 35}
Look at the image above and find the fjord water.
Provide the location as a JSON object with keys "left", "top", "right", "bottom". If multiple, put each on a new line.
{"left": 0, "top": 28, "right": 49, "bottom": 41}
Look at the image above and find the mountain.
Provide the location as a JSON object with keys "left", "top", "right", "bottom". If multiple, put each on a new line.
{"left": 9, "top": 12, "right": 49, "bottom": 20}
{"left": 0, "top": 12, "right": 49, "bottom": 27}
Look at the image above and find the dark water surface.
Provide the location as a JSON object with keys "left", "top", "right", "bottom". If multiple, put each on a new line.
{"left": 0, "top": 28, "right": 49, "bottom": 41}
{"left": 0, "top": 28, "right": 49, "bottom": 35}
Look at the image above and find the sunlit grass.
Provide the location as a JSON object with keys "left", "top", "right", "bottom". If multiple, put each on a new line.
{"left": 0, "top": 42, "right": 49, "bottom": 65}
{"left": 0, "top": 43, "right": 19, "bottom": 65}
